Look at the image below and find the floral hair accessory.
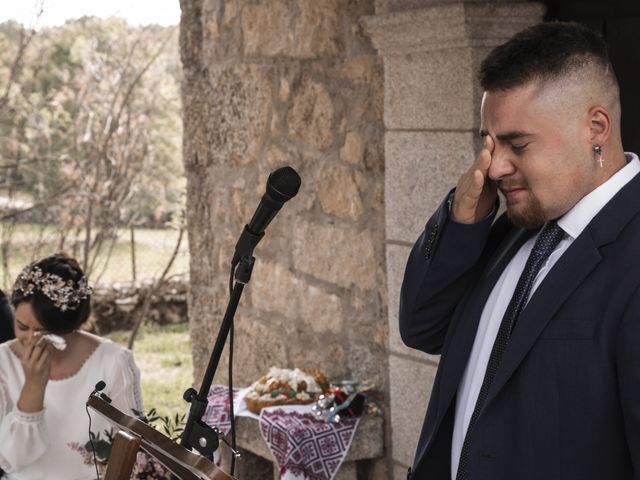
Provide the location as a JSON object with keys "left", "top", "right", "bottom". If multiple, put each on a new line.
{"left": 13, "top": 265, "right": 92, "bottom": 312}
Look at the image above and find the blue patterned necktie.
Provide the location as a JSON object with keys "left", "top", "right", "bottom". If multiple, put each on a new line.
{"left": 456, "top": 220, "right": 565, "bottom": 480}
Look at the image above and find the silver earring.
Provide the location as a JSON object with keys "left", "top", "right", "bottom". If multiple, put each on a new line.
{"left": 594, "top": 145, "right": 604, "bottom": 168}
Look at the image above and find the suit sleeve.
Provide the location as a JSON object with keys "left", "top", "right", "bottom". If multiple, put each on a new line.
{"left": 616, "top": 287, "right": 640, "bottom": 478}
{"left": 0, "top": 290, "right": 14, "bottom": 343}
{"left": 399, "top": 191, "right": 498, "bottom": 355}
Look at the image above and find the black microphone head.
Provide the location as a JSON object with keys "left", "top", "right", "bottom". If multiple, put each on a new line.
{"left": 94, "top": 380, "right": 106, "bottom": 391}
{"left": 266, "top": 166, "right": 301, "bottom": 203}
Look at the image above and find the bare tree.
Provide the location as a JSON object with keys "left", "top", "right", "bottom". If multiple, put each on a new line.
{"left": 127, "top": 225, "right": 184, "bottom": 350}
{"left": 0, "top": 18, "right": 183, "bottom": 288}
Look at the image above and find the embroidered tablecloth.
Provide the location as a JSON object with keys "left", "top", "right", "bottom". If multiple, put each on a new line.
{"left": 203, "top": 384, "right": 240, "bottom": 436}
{"left": 259, "top": 406, "right": 360, "bottom": 480}
{"left": 202, "top": 385, "right": 360, "bottom": 480}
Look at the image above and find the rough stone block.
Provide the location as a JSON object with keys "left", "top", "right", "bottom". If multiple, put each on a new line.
{"left": 242, "top": 0, "right": 339, "bottom": 58}
{"left": 385, "top": 48, "right": 475, "bottom": 130}
{"left": 223, "top": 0, "right": 240, "bottom": 27}
{"left": 346, "top": 336, "right": 387, "bottom": 388}
{"left": 385, "top": 130, "right": 476, "bottom": 243}
{"left": 189, "top": 64, "right": 272, "bottom": 167}
{"left": 340, "top": 131, "right": 365, "bottom": 165}
{"left": 394, "top": 463, "right": 410, "bottom": 480}
{"left": 241, "top": 1, "right": 291, "bottom": 56}
{"left": 288, "top": 76, "right": 335, "bottom": 151}
{"left": 389, "top": 353, "right": 437, "bottom": 467}
{"left": 219, "top": 313, "right": 290, "bottom": 386}
{"left": 366, "top": 458, "right": 390, "bottom": 480}
{"left": 286, "top": 326, "right": 350, "bottom": 382}
{"left": 385, "top": 0, "right": 532, "bottom": 14}
{"left": 297, "top": 0, "right": 340, "bottom": 56}
{"left": 333, "top": 461, "right": 357, "bottom": 480}
{"left": 338, "top": 57, "right": 374, "bottom": 84}
{"left": 279, "top": 77, "right": 291, "bottom": 101}
{"left": 363, "top": 3, "right": 546, "bottom": 56}
{"left": 250, "top": 261, "right": 344, "bottom": 334}
{"left": 292, "top": 222, "right": 379, "bottom": 291}
{"left": 318, "top": 165, "right": 364, "bottom": 220}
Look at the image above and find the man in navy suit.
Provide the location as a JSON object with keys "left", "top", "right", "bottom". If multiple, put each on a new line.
{"left": 0, "top": 289, "right": 14, "bottom": 343}
{"left": 400, "top": 22, "right": 640, "bottom": 479}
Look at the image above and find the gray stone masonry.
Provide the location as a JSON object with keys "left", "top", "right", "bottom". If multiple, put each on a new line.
{"left": 180, "top": 0, "right": 387, "bottom": 477}
{"left": 180, "top": 0, "right": 546, "bottom": 478}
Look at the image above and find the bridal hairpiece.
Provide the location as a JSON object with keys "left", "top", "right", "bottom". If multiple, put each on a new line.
{"left": 14, "top": 265, "right": 92, "bottom": 312}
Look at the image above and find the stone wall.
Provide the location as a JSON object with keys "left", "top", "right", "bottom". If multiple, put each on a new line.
{"left": 90, "top": 279, "right": 188, "bottom": 334}
{"left": 179, "top": 0, "right": 386, "bottom": 465}
{"left": 179, "top": 1, "right": 550, "bottom": 478}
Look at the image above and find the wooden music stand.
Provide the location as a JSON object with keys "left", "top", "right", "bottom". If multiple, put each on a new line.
{"left": 104, "top": 431, "right": 140, "bottom": 480}
{"left": 87, "top": 394, "right": 234, "bottom": 480}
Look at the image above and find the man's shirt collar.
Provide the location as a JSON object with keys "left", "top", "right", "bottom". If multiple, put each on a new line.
{"left": 557, "top": 152, "right": 640, "bottom": 239}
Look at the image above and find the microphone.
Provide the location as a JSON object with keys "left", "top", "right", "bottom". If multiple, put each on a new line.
{"left": 92, "top": 380, "right": 112, "bottom": 403}
{"left": 232, "top": 166, "right": 301, "bottom": 266}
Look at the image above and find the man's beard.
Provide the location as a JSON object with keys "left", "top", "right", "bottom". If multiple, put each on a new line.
{"left": 505, "top": 193, "right": 546, "bottom": 230}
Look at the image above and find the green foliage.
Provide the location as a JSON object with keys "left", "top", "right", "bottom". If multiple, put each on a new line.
{"left": 107, "top": 324, "right": 193, "bottom": 421}
{"left": 85, "top": 429, "right": 115, "bottom": 463}
{"left": 0, "top": 17, "right": 184, "bottom": 280}
{"left": 84, "top": 410, "right": 183, "bottom": 478}
{"left": 144, "top": 407, "right": 186, "bottom": 441}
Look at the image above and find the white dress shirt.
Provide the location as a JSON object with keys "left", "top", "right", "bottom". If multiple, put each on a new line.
{"left": 451, "top": 153, "right": 640, "bottom": 479}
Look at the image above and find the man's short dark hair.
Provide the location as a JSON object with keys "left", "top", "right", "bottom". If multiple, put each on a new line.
{"left": 480, "top": 22, "right": 617, "bottom": 92}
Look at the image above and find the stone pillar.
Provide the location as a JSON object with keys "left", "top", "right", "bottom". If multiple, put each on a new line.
{"left": 363, "top": 2, "right": 545, "bottom": 478}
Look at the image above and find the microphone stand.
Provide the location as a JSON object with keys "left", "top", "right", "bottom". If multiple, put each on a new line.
{"left": 179, "top": 254, "right": 255, "bottom": 456}
{"left": 177, "top": 164, "right": 300, "bottom": 468}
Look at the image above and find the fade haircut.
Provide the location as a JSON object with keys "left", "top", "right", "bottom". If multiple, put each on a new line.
{"left": 480, "top": 22, "right": 618, "bottom": 93}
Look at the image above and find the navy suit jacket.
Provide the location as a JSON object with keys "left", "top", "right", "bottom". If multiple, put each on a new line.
{"left": 400, "top": 176, "right": 640, "bottom": 479}
{"left": 0, "top": 290, "right": 14, "bottom": 343}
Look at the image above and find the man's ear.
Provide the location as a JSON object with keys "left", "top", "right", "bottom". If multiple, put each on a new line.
{"left": 587, "top": 106, "right": 612, "bottom": 146}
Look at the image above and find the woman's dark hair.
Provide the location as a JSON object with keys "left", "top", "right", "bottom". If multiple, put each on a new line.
{"left": 480, "top": 21, "right": 617, "bottom": 92}
{"left": 11, "top": 253, "right": 91, "bottom": 334}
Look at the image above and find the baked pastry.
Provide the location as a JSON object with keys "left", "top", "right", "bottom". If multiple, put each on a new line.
{"left": 245, "top": 367, "right": 329, "bottom": 414}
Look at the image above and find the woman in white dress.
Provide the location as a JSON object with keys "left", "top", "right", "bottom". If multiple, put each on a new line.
{"left": 0, "top": 253, "right": 143, "bottom": 480}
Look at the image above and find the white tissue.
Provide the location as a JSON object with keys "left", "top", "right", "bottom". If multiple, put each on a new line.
{"left": 33, "top": 331, "right": 67, "bottom": 350}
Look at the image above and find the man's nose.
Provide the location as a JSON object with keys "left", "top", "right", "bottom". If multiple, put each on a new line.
{"left": 487, "top": 147, "right": 516, "bottom": 181}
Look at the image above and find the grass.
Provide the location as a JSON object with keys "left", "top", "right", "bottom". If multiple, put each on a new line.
{"left": 107, "top": 323, "right": 194, "bottom": 420}
{"left": 0, "top": 221, "right": 189, "bottom": 290}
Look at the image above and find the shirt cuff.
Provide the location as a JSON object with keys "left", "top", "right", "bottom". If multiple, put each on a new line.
{"left": 12, "top": 408, "right": 45, "bottom": 423}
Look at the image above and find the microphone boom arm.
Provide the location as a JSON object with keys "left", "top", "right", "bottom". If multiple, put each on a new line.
{"left": 180, "top": 255, "right": 255, "bottom": 454}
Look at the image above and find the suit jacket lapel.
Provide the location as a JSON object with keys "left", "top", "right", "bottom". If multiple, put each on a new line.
{"left": 436, "top": 226, "right": 530, "bottom": 423}
{"left": 482, "top": 170, "right": 640, "bottom": 412}
{"left": 413, "top": 223, "right": 532, "bottom": 468}
{"left": 482, "top": 229, "right": 601, "bottom": 411}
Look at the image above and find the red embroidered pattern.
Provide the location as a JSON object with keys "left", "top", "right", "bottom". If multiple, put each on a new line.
{"left": 259, "top": 409, "right": 359, "bottom": 480}
{"left": 203, "top": 385, "right": 239, "bottom": 436}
